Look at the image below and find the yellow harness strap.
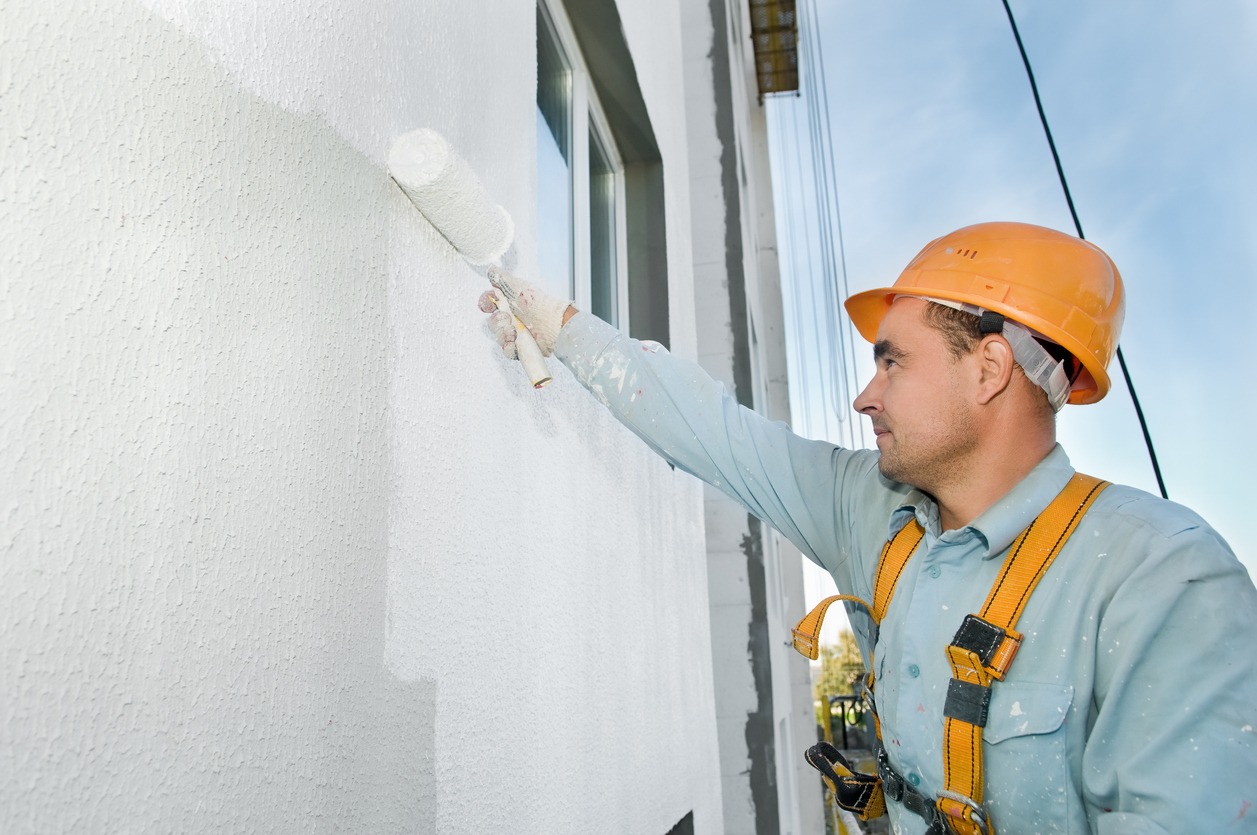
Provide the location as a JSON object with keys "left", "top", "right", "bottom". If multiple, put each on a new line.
{"left": 792, "top": 473, "right": 1109, "bottom": 835}
{"left": 791, "top": 594, "right": 872, "bottom": 660}
{"left": 791, "top": 520, "right": 924, "bottom": 822}
{"left": 791, "top": 520, "right": 925, "bottom": 660}
{"left": 873, "top": 519, "right": 926, "bottom": 623}
{"left": 937, "top": 473, "right": 1108, "bottom": 835}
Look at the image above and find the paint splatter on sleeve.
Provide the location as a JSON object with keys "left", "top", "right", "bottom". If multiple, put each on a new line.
{"left": 555, "top": 311, "right": 893, "bottom": 573}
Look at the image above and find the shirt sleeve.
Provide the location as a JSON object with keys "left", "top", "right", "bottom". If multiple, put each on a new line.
{"left": 554, "top": 312, "right": 906, "bottom": 577}
{"left": 1084, "top": 497, "right": 1257, "bottom": 833}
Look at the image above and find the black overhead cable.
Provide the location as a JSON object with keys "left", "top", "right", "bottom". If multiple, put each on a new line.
{"left": 1000, "top": 0, "right": 1169, "bottom": 500}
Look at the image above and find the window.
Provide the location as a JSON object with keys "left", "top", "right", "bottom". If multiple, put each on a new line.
{"left": 588, "top": 119, "right": 627, "bottom": 324}
{"left": 536, "top": 1, "right": 628, "bottom": 327}
{"left": 536, "top": 6, "right": 573, "bottom": 301}
{"left": 535, "top": 0, "right": 669, "bottom": 346}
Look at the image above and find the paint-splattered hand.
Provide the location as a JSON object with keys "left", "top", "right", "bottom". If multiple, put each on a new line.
{"left": 479, "top": 267, "right": 569, "bottom": 358}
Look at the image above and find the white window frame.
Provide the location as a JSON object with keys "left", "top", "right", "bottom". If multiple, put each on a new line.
{"left": 538, "top": 0, "right": 629, "bottom": 330}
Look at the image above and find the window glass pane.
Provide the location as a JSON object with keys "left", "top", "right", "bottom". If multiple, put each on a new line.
{"left": 589, "top": 127, "right": 617, "bottom": 325}
{"left": 536, "top": 10, "right": 573, "bottom": 300}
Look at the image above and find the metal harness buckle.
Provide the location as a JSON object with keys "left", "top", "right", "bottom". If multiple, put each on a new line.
{"left": 936, "top": 790, "right": 992, "bottom": 835}
{"left": 874, "top": 747, "right": 949, "bottom": 829}
{"left": 875, "top": 750, "right": 906, "bottom": 802}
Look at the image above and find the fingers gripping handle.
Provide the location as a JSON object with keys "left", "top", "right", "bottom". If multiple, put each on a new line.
{"left": 510, "top": 315, "right": 553, "bottom": 389}
{"left": 492, "top": 290, "right": 552, "bottom": 388}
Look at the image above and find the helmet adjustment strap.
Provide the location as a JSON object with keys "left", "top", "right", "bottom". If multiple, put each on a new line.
{"left": 977, "top": 310, "right": 1005, "bottom": 335}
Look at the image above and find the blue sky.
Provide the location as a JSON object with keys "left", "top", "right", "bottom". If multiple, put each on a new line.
{"left": 767, "top": 0, "right": 1257, "bottom": 599}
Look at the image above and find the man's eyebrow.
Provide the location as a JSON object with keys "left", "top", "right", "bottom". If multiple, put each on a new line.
{"left": 873, "top": 340, "right": 907, "bottom": 361}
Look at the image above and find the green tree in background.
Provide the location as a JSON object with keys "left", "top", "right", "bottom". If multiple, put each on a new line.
{"left": 814, "top": 630, "right": 864, "bottom": 697}
{"left": 813, "top": 630, "right": 865, "bottom": 733}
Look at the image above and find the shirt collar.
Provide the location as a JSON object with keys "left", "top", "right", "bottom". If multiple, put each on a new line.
{"left": 885, "top": 444, "right": 1077, "bottom": 559}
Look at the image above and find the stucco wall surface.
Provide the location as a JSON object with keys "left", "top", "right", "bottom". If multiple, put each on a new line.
{"left": 1, "top": 1, "right": 721, "bottom": 832}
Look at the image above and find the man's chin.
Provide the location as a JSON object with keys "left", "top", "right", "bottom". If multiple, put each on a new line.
{"left": 877, "top": 451, "right": 924, "bottom": 488}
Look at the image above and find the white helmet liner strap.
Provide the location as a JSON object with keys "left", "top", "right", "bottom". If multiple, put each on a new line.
{"left": 900, "top": 296, "right": 1072, "bottom": 412}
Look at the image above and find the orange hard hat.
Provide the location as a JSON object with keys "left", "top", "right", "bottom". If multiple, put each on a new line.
{"left": 844, "top": 222, "right": 1125, "bottom": 404}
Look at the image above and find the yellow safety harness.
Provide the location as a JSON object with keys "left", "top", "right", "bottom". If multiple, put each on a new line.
{"left": 793, "top": 473, "right": 1108, "bottom": 835}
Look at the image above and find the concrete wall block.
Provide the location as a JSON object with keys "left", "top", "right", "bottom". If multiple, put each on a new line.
{"left": 703, "top": 492, "right": 753, "bottom": 534}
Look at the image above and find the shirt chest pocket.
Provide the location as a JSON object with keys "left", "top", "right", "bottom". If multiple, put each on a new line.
{"left": 985, "top": 681, "right": 1073, "bottom": 743}
{"left": 981, "top": 682, "right": 1078, "bottom": 833}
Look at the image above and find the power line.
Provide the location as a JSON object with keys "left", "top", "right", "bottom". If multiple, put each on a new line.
{"left": 768, "top": 0, "right": 866, "bottom": 450}
{"left": 798, "top": 6, "right": 845, "bottom": 436}
{"left": 801, "top": 0, "right": 852, "bottom": 439}
{"left": 807, "top": 0, "right": 867, "bottom": 451}
{"left": 1000, "top": 0, "right": 1168, "bottom": 500}
{"left": 775, "top": 100, "right": 822, "bottom": 439}
{"left": 789, "top": 95, "right": 837, "bottom": 440}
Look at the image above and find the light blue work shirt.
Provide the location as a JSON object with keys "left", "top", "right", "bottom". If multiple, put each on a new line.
{"left": 556, "top": 313, "right": 1257, "bottom": 834}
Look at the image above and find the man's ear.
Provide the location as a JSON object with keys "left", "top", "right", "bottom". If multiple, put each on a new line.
{"left": 975, "top": 334, "right": 1015, "bottom": 405}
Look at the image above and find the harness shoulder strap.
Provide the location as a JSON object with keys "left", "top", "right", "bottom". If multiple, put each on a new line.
{"left": 873, "top": 519, "right": 925, "bottom": 624}
{"left": 790, "top": 518, "right": 925, "bottom": 660}
{"left": 979, "top": 473, "right": 1108, "bottom": 628}
{"left": 938, "top": 473, "right": 1108, "bottom": 835}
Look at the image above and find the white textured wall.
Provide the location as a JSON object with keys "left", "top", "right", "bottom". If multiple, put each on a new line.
{"left": 0, "top": 1, "right": 721, "bottom": 832}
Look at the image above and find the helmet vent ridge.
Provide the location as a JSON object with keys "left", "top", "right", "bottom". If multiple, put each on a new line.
{"left": 945, "top": 246, "right": 979, "bottom": 259}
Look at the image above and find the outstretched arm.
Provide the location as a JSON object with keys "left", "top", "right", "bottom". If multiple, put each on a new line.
{"left": 480, "top": 269, "right": 906, "bottom": 576}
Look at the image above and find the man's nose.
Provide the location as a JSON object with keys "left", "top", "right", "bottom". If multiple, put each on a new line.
{"left": 853, "top": 377, "right": 879, "bottom": 415}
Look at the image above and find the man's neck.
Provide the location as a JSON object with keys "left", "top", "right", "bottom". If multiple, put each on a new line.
{"left": 932, "top": 438, "right": 1056, "bottom": 532}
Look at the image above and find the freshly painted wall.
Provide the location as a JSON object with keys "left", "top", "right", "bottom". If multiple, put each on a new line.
{"left": 1, "top": 1, "right": 724, "bottom": 832}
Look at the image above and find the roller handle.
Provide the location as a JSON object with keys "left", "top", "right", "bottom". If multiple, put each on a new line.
{"left": 494, "top": 291, "right": 552, "bottom": 388}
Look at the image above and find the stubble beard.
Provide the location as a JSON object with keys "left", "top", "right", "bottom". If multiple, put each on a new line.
{"left": 875, "top": 403, "right": 979, "bottom": 494}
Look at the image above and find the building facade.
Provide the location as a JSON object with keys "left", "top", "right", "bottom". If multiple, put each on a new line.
{"left": 1, "top": 0, "right": 818, "bottom": 831}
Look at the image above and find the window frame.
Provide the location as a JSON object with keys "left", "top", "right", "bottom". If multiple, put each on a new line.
{"left": 537, "top": 0, "right": 629, "bottom": 330}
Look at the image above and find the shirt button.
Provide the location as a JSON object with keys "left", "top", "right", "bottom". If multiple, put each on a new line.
{"left": 929, "top": 566, "right": 942, "bottom": 579}
{"left": 908, "top": 664, "right": 920, "bottom": 678}
{"left": 909, "top": 772, "right": 922, "bottom": 787}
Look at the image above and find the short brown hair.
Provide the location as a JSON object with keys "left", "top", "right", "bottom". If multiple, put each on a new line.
{"left": 921, "top": 301, "right": 1083, "bottom": 382}
{"left": 920, "top": 302, "right": 982, "bottom": 360}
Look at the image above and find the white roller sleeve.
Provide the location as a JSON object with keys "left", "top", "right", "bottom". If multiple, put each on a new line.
{"left": 387, "top": 128, "right": 514, "bottom": 265}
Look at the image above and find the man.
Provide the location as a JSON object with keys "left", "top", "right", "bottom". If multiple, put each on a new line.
{"left": 481, "top": 222, "right": 1257, "bottom": 833}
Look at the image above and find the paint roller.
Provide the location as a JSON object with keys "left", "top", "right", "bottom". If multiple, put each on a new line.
{"left": 388, "top": 128, "right": 552, "bottom": 388}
